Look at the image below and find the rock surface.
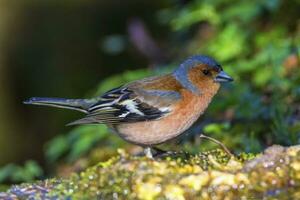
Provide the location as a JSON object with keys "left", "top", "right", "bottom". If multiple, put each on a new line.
{"left": 1, "top": 145, "right": 300, "bottom": 200}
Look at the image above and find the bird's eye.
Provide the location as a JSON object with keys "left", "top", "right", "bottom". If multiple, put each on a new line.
{"left": 202, "top": 69, "right": 210, "bottom": 76}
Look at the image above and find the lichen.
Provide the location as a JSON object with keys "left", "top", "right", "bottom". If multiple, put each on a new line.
{"left": 1, "top": 145, "right": 300, "bottom": 199}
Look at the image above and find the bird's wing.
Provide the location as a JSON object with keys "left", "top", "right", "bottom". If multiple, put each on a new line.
{"left": 68, "top": 85, "right": 181, "bottom": 125}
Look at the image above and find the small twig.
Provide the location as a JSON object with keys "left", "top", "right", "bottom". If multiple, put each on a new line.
{"left": 199, "top": 134, "right": 234, "bottom": 157}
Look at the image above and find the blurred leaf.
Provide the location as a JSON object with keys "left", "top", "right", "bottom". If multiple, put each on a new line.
{"left": 46, "top": 125, "right": 110, "bottom": 163}
{"left": 206, "top": 24, "right": 246, "bottom": 61}
{"left": 253, "top": 66, "right": 273, "bottom": 86}
{"left": 0, "top": 164, "right": 16, "bottom": 183}
{"left": 12, "top": 161, "right": 43, "bottom": 183}
{"left": 223, "top": 1, "right": 261, "bottom": 23}
{"left": 67, "top": 125, "right": 108, "bottom": 162}
{"left": 45, "top": 135, "right": 69, "bottom": 163}
{"left": 171, "top": 3, "right": 220, "bottom": 30}
{"left": 0, "top": 161, "right": 43, "bottom": 183}
{"left": 203, "top": 123, "right": 230, "bottom": 135}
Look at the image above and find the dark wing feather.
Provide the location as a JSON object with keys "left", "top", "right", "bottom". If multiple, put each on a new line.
{"left": 68, "top": 86, "right": 179, "bottom": 125}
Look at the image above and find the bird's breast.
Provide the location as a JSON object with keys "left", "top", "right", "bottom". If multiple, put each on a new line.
{"left": 113, "top": 89, "right": 217, "bottom": 146}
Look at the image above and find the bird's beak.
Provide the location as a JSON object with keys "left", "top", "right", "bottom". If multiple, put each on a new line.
{"left": 214, "top": 71, "right": 234, "bottom": 82}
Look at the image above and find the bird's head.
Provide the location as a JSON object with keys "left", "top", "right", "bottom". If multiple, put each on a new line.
{"left": 173, "top": 55, "right": 233, "bottom": 95}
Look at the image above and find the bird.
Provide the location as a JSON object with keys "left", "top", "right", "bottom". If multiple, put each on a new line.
{"left": 24, "top": 55, "right": 233, "bottom": 158}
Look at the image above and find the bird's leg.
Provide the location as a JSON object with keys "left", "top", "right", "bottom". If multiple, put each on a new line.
{"left": 144, "top": 147, "right": 154, "bottom": 159}
{"left": 143, "top": 147, "right": 180, "bottom": 158}
{"left": 199, "top": 134, "right": 233, "bottom": 157}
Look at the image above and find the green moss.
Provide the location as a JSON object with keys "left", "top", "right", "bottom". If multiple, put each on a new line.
{"left": 1, "top": 145, "right": 300, "bottom": 199}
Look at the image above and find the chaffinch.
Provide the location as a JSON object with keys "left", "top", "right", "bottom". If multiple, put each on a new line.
{"left": 24, "top": 55, "right": 233, "bottom": 158}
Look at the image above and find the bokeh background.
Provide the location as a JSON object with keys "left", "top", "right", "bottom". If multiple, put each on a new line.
{"left": 0, "top": 0, "right": 299, "bottom": 186}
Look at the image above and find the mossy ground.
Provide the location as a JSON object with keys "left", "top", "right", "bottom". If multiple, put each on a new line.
{"left": 1, "top": 145, "right": 300, "bottom": 200}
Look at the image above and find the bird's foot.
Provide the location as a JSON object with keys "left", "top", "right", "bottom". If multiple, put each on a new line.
{"left": 143, "top": 147, "right": 154, "bottom": 159}
{"left": 153, "top": 147, "right": 187, "bottom": 158}
{"left": 143, "top": 147, "right": 183, "bottom": 159}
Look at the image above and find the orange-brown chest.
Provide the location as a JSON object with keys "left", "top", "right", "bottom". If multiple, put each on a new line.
{"left": 167, "top": 88, "right": 217, "bottom": 128}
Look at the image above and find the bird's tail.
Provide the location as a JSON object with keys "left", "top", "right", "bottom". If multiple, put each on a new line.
{"left": 23, "top": 97, "right": 95, "bottom": 113}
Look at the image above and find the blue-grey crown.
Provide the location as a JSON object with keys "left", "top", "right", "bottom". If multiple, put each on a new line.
{"left": 173, "top": 55, "right": 221, "bottom": 95}
{"left": 181, "top": 55, "right": 221, "bottom": 70}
